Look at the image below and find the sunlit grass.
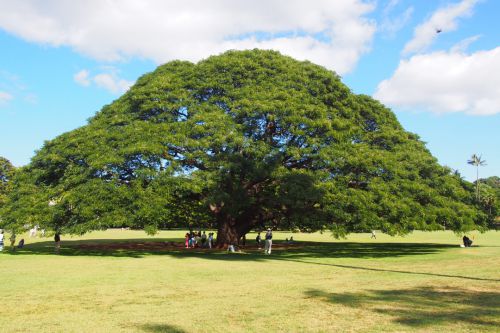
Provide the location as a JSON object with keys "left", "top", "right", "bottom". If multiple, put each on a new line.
{"left": 0, "top": 230, "right": 498, "bottom": 333}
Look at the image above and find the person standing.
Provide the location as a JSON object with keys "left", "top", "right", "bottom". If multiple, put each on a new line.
{"left": 201, "top": 231, "right": 207, "bottom": 248}
{"left": 9, "top": 232, "right": 16, "bottom": 251}
{"left": 54, "top": 233, "right": 61, "bottom": 254}
{"left": 208, "top": 232, "right": 213, "bottom": 249}
{"left": 0, "top": 230, "right": 4, "bottom": 252}
{"left": 264, "top": 228, "right": 273, "bottom": 255}
{"left": 371, "top": 230, "right": 376, "bottom": 239}
{"left": 256, "top": 232, "right": 262, "bottom": 249}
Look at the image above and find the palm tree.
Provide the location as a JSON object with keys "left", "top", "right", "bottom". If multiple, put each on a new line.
{"left": 467, "top": 154, "right": 486, "bottom": 201}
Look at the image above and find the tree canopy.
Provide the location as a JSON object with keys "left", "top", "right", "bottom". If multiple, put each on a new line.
{"left": 477, "top": 176, "right": 500, "bottom": 220}
{"left": 0, "top": 50, "right": 489, "bottom": 243}
{"left": 0, "top": 156, "right": 15, "bottom": 206}
{"left": 480, "top": 176, "right": 500, "bottom": 189}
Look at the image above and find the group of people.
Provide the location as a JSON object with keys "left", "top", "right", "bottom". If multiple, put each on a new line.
{"left": 185, "top": 231, "right": 214, "bottom": 249}
{"left": 183, "top": 228, "right": 287, "bottom": 255}
{"left": 0, "top": 230, "right": 25, "bottom": 251}
{"left": 27, "top": 225, "right": 46, "bottom": 238}
{"left": 0, "top": 229, "right": 60, "bottom": 253}
{"left": 255, "top": 229, "right": 274, "bottom": 254}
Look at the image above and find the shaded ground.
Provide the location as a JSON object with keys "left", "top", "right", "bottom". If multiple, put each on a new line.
{"left": 6, "top": 239, "right": 456, "bottom": 259}
{"left": 139, "top": 324, "right": 186, "bottom": 333}
{"left": 305, "top": 286, "right": 500, "bottom": 329}
{"left": 6, "top": 239, "right": 497, "bottom": 283}
{"left": 75, "top": 240, "right": 300, "bottom": 251}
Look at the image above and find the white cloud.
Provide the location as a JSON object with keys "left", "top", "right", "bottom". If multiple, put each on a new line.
{"left": 383, "top": 0, "right": 400, "bottom": 16}
{"left": 374, "top": 47, "right": 500, "bottom": 116}
{"left": 402, "top": 0, "right": 478, "bottom": 55}
{"left": 73, "top": 69, "right": 133, "bottom": 94}
{"left": 73, "top": 69, "right": 90, "bottom": 86}
{"left": 0, "top": 91, "right": 13, "bottom": 104}
{"left": 450, "top": 34, "right": 481, "bottom": 53}
{"left": 93, "top": 73, "right": 133, "bottom": 94}
{"left": 0, "top": 71, "right": 36, "bottom": 105}
{"left": 379, "top": 6, "right": 414, "bottom": 37}
{"left": 0, "top": 0, "right": 376, "bottom": 75}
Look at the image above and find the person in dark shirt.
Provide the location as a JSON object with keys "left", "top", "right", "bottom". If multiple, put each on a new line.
{"left": 54, "top": 233, "right": 61, "bottom": 253}
{"left": 256, "top": 233, "right": 262, "bottom": 249}
{"left": 462, "top": 235, "right": 473, "bottom": 247}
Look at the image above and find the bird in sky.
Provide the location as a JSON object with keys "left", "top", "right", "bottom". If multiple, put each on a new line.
{"left": 436, "top": 28, "right": 442, "bottom": 33}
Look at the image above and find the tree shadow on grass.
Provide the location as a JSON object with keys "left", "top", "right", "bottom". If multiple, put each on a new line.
{"left": 272, "top": 257, "right": 500, "bottom": 282}
{"left": 139, "top": 323, "right": 186, "bottom": 333}
{"left": 6, "top": 239, "right": 455, "bottom": 260}
{"left": 305, "top": 286, "right": 500, "bottom": 329}
{"left": 5, "top": 237, "right": 186, "bottom": 258}
{"left": 5, "top": 239, "right": 499, "bottom": 282}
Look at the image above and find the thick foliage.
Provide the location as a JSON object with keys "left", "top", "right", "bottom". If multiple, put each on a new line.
{"left": 478, "top": 176, "right": 500, "bottom": 221}
{"left": 0, "top": 50, "right": 488, "bottom": 238}
{"left": 0, "top": 157, "right": 15, "bottom": 206}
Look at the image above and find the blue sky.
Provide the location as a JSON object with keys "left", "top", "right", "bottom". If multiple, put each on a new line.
{"left": 0, "top": 0, "right": 498, "bottom": 181}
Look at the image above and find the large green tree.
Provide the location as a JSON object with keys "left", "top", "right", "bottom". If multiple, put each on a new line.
{"left": 478, "top": 176, "right": 500, "bottom": 221}
{"left": 480, "top": 176, "right": 500, "bottom": 189}
{"left": 0, "top": 156, "right": 15, "bottom": 206}
{"left": 0, "top": 50, "right": 488, "bottom": 244}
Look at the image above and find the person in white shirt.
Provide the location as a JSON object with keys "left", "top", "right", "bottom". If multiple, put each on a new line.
{"left": 0, "top": 230, "right": 4, "bottom": 251}
{"left": 264, "top": 228, "right": 273, "bottom": 255}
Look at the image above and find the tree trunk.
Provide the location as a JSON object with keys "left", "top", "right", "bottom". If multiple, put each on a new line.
{"left": 476, "top": 167, "right": 479, "bottom": 201}
{"left": 216, "top": 218, "right": 240, "bottom": 247}
{"left": 215, "top": 214, "right": 253, "bottom": 248}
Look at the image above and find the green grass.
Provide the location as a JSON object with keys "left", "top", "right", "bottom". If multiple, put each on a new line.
{"left": 0, "top": 230, "right": 499, "bottom": 333}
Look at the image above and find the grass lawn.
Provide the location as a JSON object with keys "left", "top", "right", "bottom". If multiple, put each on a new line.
{"left": 0, "top": 230, "right": 499, "bottom": 333}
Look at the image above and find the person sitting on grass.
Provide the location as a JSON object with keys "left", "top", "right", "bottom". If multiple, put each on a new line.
{"left": 227, "top": 243, "right": 236, "bottom": 253}
{"left": 463, "top": 235, "right": 473, "bottom": 247}
{"left": 17, "top": 239, "right": 25, "bottom": 249}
